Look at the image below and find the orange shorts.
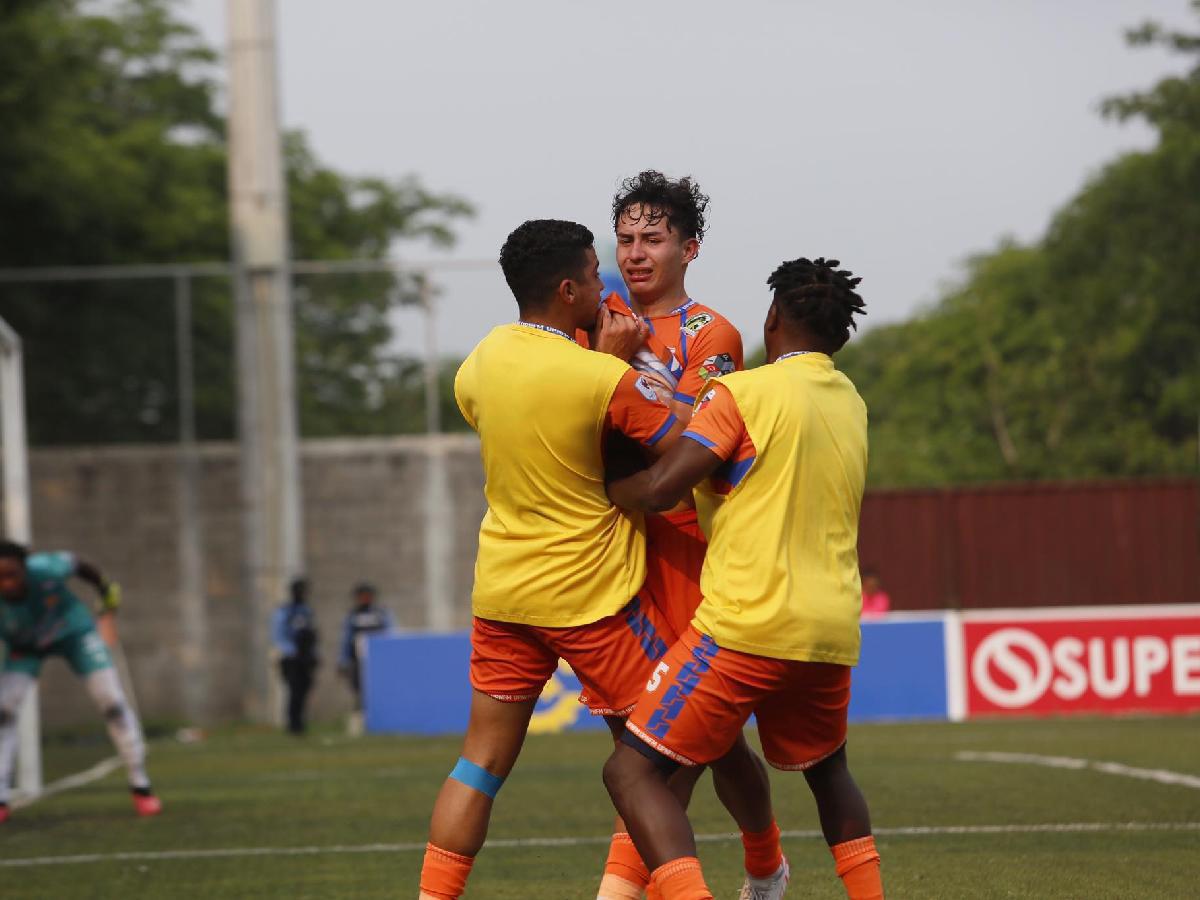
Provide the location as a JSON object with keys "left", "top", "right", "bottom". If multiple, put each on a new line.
{"left": 644, "top": 508, "right": 707, "bottom": 637}
{"left": 626, "top": 626, "right": 851, "bottom": 769}
{"left": 470, "top": 596, "right": 676, "bottom": 717}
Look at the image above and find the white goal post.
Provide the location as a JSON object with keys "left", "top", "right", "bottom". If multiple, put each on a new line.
{"left": 0, "top": 314, "right": 41, "bottom": 798}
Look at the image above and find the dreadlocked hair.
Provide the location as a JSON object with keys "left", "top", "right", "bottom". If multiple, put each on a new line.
{"left": 611, "top": 170, "right": 709, "bottom": 241}
{"left": 767, "top": 257, "right": 866, "bottom": 349}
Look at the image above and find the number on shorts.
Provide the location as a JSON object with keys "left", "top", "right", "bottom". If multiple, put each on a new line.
{"left": 646, "top": 661, "right": 670, "bottom": 692}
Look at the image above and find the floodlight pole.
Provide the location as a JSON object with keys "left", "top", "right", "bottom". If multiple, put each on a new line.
{"left": 0, "top": 316, "right": 40, "bottom": 796}
{"left": 420, "top": 278, "right": 452, "bottom": 631}
{"left": 227, "top": 0, "right": 303, "bottom": 723}
{"left": 174, "top": 274, "right": 209, "bottom": 723}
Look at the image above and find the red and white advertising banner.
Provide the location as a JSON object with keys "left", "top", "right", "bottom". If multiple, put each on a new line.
{"left": 958, "top": 605, "right": 1200, "bottom": 718}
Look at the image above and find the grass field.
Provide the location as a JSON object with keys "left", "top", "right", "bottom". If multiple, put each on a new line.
{"left": 1, "top": 716, "right": 1197, "bottom": 898}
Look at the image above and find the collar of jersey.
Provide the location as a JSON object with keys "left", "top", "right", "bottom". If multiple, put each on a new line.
{"left": 516, "top": 321, "right": 575, "bottom": 342}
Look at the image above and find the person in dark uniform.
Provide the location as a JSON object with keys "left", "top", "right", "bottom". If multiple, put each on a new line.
{"left": 337, "top": 582, "right": 392, "bottom": 713}
{"left": 271, "top": 577, "right": 319, "bottom": 735}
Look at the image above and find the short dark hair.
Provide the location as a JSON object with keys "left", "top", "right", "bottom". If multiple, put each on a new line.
{"left": 612, "top": 170, "right": 709, "bottom": 242}
{"left": 0, "top": 540, "right": 28, "bottom": 563}
{"left": 499, "top": 219, "right": 595, "bottom": 311}
{"left": 767, "top": 257, "right": 866, "bottom": 350}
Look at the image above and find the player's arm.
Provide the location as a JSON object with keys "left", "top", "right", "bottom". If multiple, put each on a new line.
{"left": 338, "top": 615, "right": 355, "bottom": 669}
{"left": 608, "top": 384, "right": 743, "bottom": 511}
{"left": 607, "top": 439, "right": 725, "bottom": 513}
{"left": 74, "top": 557, "right": 122, "bottom": 614}
{"left": 605, "top": 370, "right": 685, "bottom": 460}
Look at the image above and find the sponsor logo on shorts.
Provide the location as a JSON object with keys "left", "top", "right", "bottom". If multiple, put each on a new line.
{"left": 682, "top": 313, "right": 713, "bottom": 337}
{"left": 644, "top": 635, "right": 719, "bottom": 739}
{"left": 697, "top": 353, "right": 735, "bottom": 382}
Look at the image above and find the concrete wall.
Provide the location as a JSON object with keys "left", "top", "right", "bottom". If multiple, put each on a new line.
{"left": 5, "top": 435, "right": 485, "bottom": 729}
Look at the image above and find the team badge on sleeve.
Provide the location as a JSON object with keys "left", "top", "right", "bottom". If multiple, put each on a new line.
{"left": 682, "top": 312, "right": 714, "bottom": 336}
{"left": 695, "top": 389, "right": 718, "bottom": 412}
{"left": 634, "top": 375, "right": 659, "bottom": 402}
{"left": 698, "top": 353, "right": 735, "bottom": 382}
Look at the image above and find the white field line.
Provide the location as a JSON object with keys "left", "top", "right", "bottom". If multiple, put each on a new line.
{"left": 10, "top": 755, "right": 122, "bottom": 810}
{"left": 2, "top": 821, "right": 1198, "bottom": 869}
{"left": 956, "top": 751, "right": 1200, "bottom": 789}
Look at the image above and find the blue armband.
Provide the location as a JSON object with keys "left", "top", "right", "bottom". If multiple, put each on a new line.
{"left": 449, "top": 757, "right": 505, "bottom": 798}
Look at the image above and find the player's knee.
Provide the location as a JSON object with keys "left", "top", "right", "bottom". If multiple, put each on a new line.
{"left": 103, "top": 703, "right": 126, "bottom": 724}
{"left": 802, "top": 743, "right": 848, "bottom": 785}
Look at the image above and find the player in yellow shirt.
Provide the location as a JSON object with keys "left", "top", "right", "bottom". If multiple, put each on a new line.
{"left": 418, "top": 220, "right": 774, "bottom": 900}
{"left": 602, "top": 258, "right": 884, "bottom": 900}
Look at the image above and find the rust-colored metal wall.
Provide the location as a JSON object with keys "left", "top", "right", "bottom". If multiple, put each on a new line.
{"left": 858, "top": 478, "right": 1199, "bottom": 610}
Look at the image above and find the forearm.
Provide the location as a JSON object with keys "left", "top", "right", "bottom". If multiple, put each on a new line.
{"left": 74, "top": 559, "right": 108, "bottom": 595}
{"left": 607, "top": 469, "right": 686, "bottom": 514}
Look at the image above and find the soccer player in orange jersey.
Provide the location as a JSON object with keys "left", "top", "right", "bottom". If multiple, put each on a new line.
{"left": 603, "top": 258, "right": 884, "bottom": 900}
{"left": 595, "top": 173, "right": 782, "bottom": 900}
{"left": 417, "top": 220, "right": 775, "bottom": 900}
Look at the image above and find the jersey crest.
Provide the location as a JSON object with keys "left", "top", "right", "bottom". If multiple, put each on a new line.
{"left": 682, "top": 312, "right": 714, "bottom": 337}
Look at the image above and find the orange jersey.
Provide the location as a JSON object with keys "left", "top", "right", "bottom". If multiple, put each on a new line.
{"left": 606, "top": 369, "right": 678, "bottom": 448}
{"left": 682, "top": 383, "right": 757, "bottom": 494}
{"left": 580, "top": 294, "right": 744, "bottom": 405}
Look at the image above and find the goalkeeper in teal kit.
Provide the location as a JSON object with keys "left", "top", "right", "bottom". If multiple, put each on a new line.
{"left": 0, "top": 540, "right": 161, "bottom": 822}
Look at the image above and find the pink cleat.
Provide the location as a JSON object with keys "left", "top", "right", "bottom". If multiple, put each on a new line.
{"left": 131, "top": 791, "right": 162, "bottom": 817}
{"left": 0, "top": 803, "right": 9, "bottom": 824}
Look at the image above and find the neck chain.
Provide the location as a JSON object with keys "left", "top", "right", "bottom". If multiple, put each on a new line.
{"left": 776, "top": 351, "right": 814, "bottom": 362}
{"left": 517, "top": 321, "right": 574, "bottom": 342}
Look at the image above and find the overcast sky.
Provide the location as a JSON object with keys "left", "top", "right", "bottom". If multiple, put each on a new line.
{"left": 180, "top": 0, "right": 1192, "bottom": 356}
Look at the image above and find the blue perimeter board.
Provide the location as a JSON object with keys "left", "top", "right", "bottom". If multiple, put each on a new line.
{"left": 364, "top": 617, "right": 949, "bottom": 735}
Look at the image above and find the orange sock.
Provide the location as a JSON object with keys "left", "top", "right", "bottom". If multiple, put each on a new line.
{"left": 419, "top": 842, "right": 474, "bottom": 899}
{"left": 599, "top": 832, "right": 651, "bottom": 898}
{"left": 650, "top": 856, "right": 714, "bottom": 900}
{"left": 741, "top": 819, "right": 784, "bottom": 878}
{"left": 831, "top": 835, "right": 883, "bottom": 900}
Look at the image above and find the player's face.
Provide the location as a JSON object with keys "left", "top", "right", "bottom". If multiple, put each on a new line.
{"left": 0, "top": 558, "right": 27, "bottom": 602}
{"left": 572, "top": 247, "right": 605, "bottom": 329}
{"left": 616, "top": 205, "right": 698, "bottom": 300}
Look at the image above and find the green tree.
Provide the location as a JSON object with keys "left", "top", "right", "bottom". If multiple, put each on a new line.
{"left": 834, "top": 4, "right": 1200, "bottom": 486}
{"left": 0, "top": 0, "right": 473, "bottom": 444}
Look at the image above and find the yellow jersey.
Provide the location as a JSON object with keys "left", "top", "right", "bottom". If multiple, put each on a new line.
{"left": 455, "top": 323, "right": 648, "bottom": 627}
{"left": 690, "top": 353, "right": 868, "bottom": 664}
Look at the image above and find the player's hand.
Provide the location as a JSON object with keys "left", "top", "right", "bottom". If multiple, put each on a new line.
{"left": 100, "top": 582, "right": 122, "bottom": 613}
{"left": 592, "top": 307, "right": 647, "bottom": 361}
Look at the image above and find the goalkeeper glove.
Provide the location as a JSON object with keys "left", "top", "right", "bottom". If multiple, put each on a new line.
{"left": 99, "top": 582, "right": 122, "bottom": 614}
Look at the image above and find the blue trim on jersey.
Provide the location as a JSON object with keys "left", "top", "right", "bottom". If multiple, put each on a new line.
{"left": 645, "top": 414, "right": 678, "bottom": 447}
{"left": 450, "top": 757, "right": 505, "bottom": 798}
{"left": 718, "top": 455, "right": 756, "bottom": 488}
{"left": 672, "top": 391, "right": 695, "bottom": 405}
{"left": 644, "top": 634, "right": 719, "bottom": 739}
{"left": 682, "top": 431, "right": 719, "bottom": 451}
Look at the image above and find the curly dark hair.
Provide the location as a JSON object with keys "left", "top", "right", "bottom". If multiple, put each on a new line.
{"left": 0, "top": 540, "right": 28, "bottom": 563}
{"left": 611, "top": 170, "right": 709, "bottom": 241}
{"left": 767, "top": 257, "right": 866, "bottom": 350}
{"left": 499, "top": 219, "right": 595, "bottom": 311}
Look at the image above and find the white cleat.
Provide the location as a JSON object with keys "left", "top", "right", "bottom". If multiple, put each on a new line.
{"left": 738, "top": 857, "right": 790, "bottom": 900}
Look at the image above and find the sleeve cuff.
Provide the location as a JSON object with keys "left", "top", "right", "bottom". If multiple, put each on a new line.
{"left": 645, "top": 414, "right": 678, "bottom": 447}
{"left": 673, "top": 391, "right": 696, "bottom": 405}
{"left": 682, "top": 430, "right": 719, "bottom": 450}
